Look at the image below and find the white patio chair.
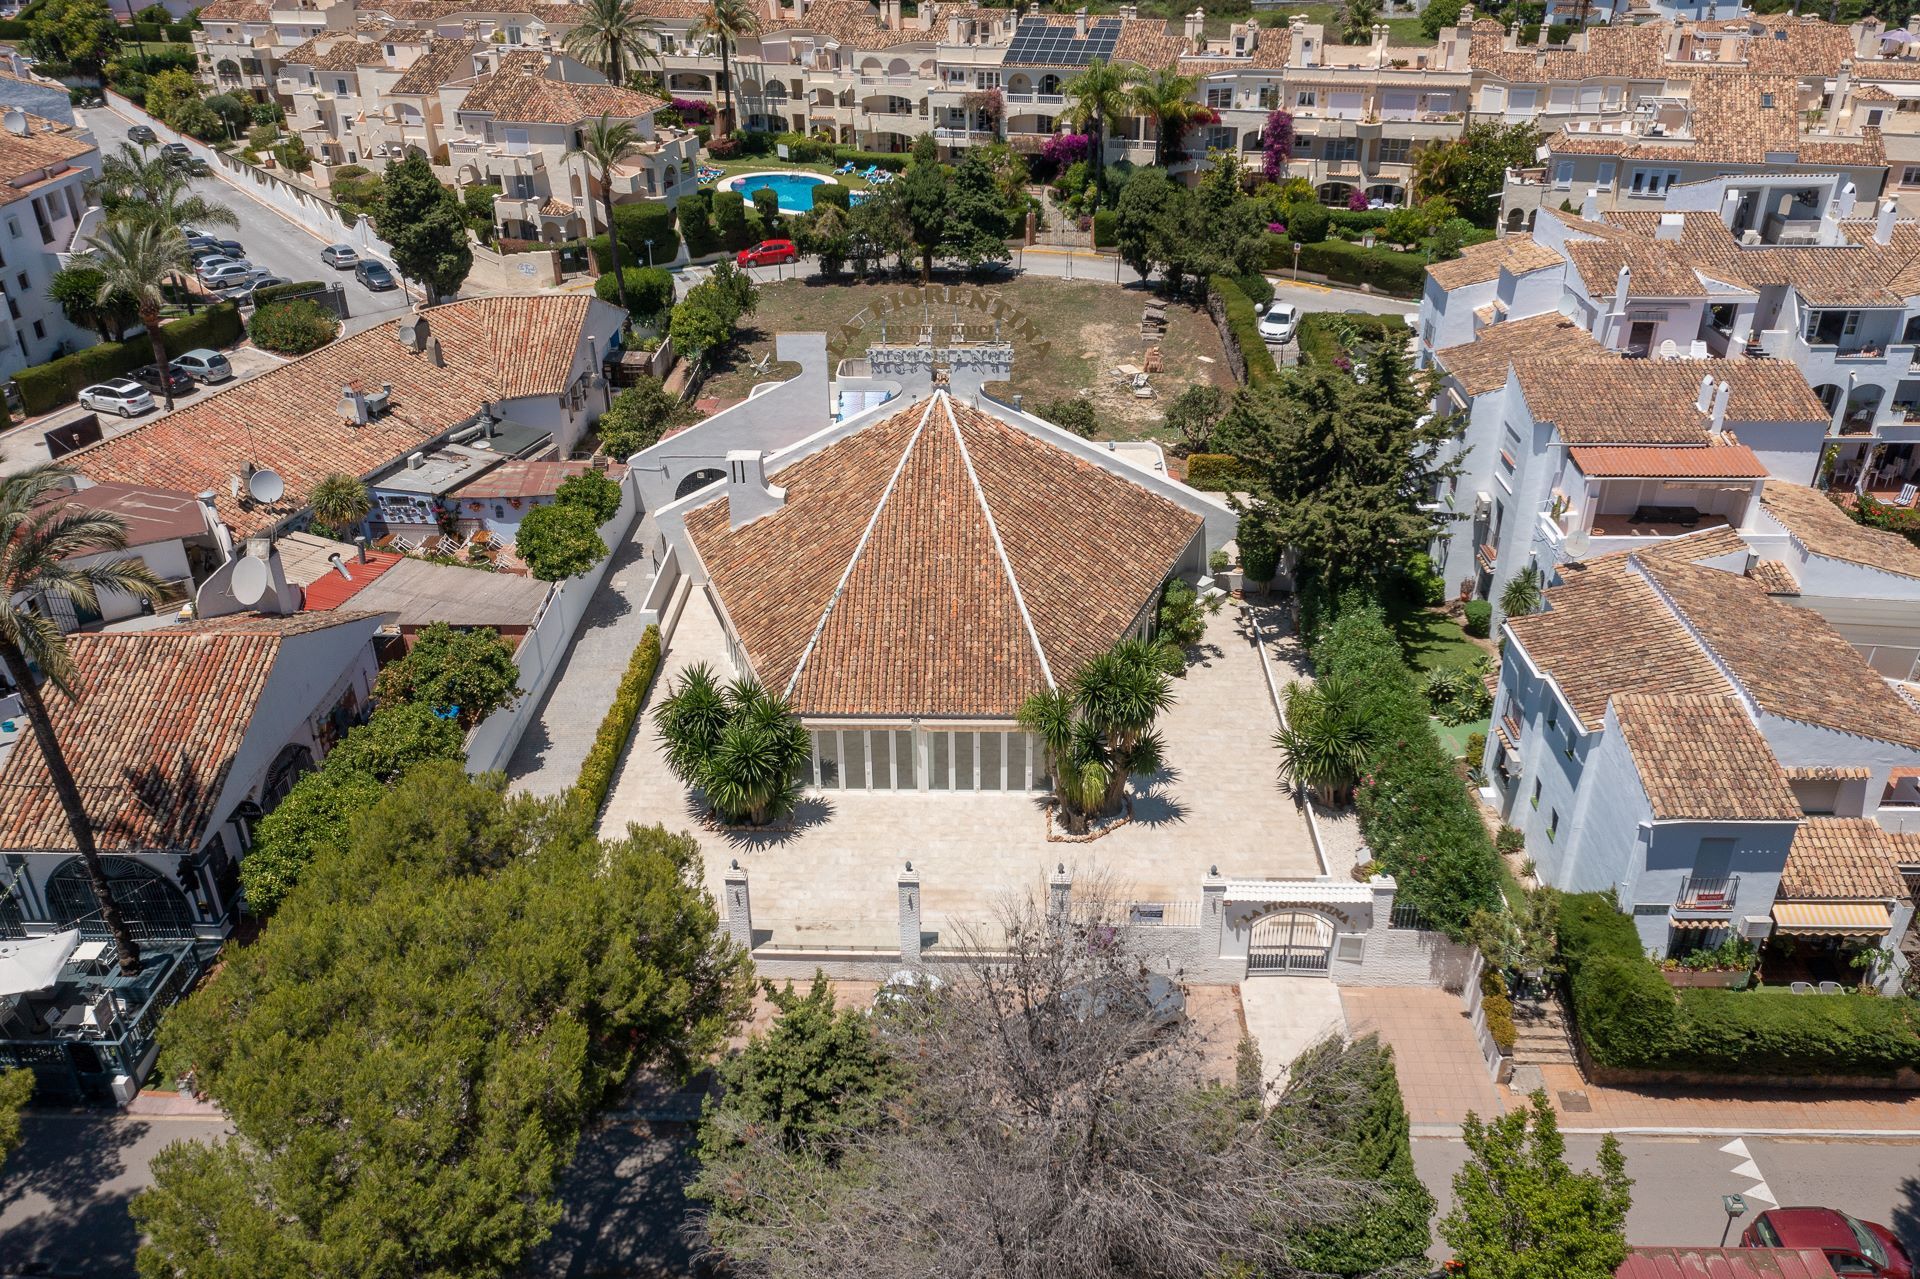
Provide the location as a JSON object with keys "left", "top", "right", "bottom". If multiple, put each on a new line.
{"left": 1898, "top": 483, "right": 1917, "bottom": 508}
{"left": 1817, "top": 981, "right": 1843, "bottom": 995}
{"left": 1790, "top": 981, "right": 1814, "bottom": 994}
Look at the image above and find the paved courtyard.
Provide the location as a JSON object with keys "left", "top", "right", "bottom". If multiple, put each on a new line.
{"left": 600, "top": 596, "right": 1323, "bottom": 949}
{"left": 1340, "top": 986, "right": 1507, "bottom": 1129}
{"left": 1241, "top": 977, "right": 1348, "bottom": 1097}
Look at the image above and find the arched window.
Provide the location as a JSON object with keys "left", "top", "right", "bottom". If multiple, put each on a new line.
{"left": 674, "top": 468, "right": 727, "bottom": 499}
{"left": 1506, "top": 208, "right": 1526, "bottom": 232}
{"left": 262, "top": 743, "right": 315, "bottom": 810}
{"left": 1039, "top": 74, "right": 1061, "bottom": 95}
{"left": 46, "top": 857, "right": 196, "bottom": 941}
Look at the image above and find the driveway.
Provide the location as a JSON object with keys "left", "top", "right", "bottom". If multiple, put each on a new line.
{"left": 78, "top": 106, "right": 416, "bottom": 339}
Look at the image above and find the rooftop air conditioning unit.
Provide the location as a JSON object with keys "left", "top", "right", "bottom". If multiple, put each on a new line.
{"left": 364, "top": 383, "right": 393, "bottom": 416}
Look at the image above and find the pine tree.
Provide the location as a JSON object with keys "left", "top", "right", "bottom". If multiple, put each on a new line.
{"left": 376, "top": 155, "right": 473, "bottom": 301}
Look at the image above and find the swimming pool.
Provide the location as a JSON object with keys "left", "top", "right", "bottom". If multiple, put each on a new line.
{"left": 724, "top": 170, "right": 833, "bottom": 214}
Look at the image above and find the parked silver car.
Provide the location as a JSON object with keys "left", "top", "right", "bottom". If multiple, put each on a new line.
{"left": 320, "top": 243, "right": 359, "bottom": 269}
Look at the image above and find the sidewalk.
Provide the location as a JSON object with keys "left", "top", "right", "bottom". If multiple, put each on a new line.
{"left": 1535, "top": 1063, "right": 1920, "bottom": 1135}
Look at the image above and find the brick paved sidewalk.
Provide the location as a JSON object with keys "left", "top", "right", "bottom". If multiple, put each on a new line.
{"left": 1534, "top": 1063, "right": 1920, "bottom": 1134}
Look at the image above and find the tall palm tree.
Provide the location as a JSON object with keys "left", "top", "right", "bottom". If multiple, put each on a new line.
{"left": 309, "top": 473, "right": 372, "bottom": 537}
{"left": 695, "top": 0, "right": 759, "bottom": 139}
{"left": 1062, "top": 58, "right": 1132, "bottom": 197}
{"left": 89, "top": 144, "right": 238, "bottom": 321}
{"left": 84, "top": 222, "right": 194, "bottom": 412}
{"left": 1273, "top": 675, "right": 1374, "bottom": 806}
{"left": 1499, "top": 564, "right": 1545, "bottom": 619}
{"left": 1, "top": 465, "right": 163, "bottom": 976}
{"left": 562, "top": 0, "right": 662, "bottom": 87}
{"left": 1126, "top": 67, "right": 1208, "bottom": 168}
{"left": 573, "top": 114, "right": 641, "bottom": 319}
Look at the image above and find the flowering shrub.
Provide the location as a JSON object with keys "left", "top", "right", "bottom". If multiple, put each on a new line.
{"left": 671, "top": 97, "right": 713, "bottom": 122}
{"left": 1040, "top": 132, "right": 1090, "bottom": 169}
{"left": 1348, "top": 186, "right": 1369, "bottom": 212}
{"left": 1261, "top": 109, "right": 1293, "bottom": 182}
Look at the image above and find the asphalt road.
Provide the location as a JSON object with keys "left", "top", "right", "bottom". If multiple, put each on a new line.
{"left": 1413, "top": 1134, "right": 1920, "bottom": 1261}
{"left": 77, "top": 105, "right": 417, "bottom": 339}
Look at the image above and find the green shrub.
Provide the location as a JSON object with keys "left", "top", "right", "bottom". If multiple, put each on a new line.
{"left": 12, "top": 305, "right": 243, "bottom": 415}
{"left": 594, "top": 266, "right": 675, "bottom": 317}
{"left": 610, "top": 199, "right": 679, "bottom": 264}
{"left": 1208, "top": 274, "right": 1276, "bottom": 387}
{"left": 248, "top": 298, "right": 341, "bottom": 355}
{"left": 812, "top": 182, "right": 850, "bottom": 212}
{"left": 1183, "top": 453, "right": 1250, "bottom": 492}
{"left": 1284, "top": 202, "right": 1330, "bottom": 244}
{"left": 1494, "top": 824, "right": 1525, "bottom": 856}
{"left": 1091, "top": 209, "right": 1117, "bottom": 249}
{"left": 1299, "top": 238, "right": 1427, "bottom": 296}
{"left": 570, "top": 624, "right": 662, "bottom": 819}
{"left": 1464, "top": 731, "right": 1487, "bottom": 765}
{"left": 1481, "top": 966, "right": 1517, "bottom": 1054}
{"left": 679, "top": 187, "right": 720, "bottom": 256}
{"left": 1403, "top": 551, "right": 1445, "bottom": 607}
{"left": 832, "top": 147, "right": 910, "bottom": 172}
{"left": 1312, "top": 600, "right": 1503, "bottom": 936}
{"left": 712, "top": 189, "right": 750, "bottom": 250}
{"left": 250, "top": 279, "right": 324, "bottom": 307}
{"left": 1463, "top": 600, "right": 1492, "bottom": 637}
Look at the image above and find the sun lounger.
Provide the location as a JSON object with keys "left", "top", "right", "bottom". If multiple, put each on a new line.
{"left": 834, "top": 161, "right": 855, "bottom": 174}
{"left": 1790, "top": 981, "right": 1814, "bottom": 994}
{"left": 1898, "top": 483, "right": 1917, "bottom": 508}
{"left": 1818, "top": 981, "right": 1843, "bottom": 994}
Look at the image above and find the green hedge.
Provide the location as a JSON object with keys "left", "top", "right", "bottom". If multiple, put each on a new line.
{"left": 1208, "top": 274, "right": 1276, "bottom": 388}
{"left": 712, "top": 189, "right": 750, "bottom": 251}
{"left": 1296, "top": 312, "right": 1410, "bottom": 372}
{"left": 1183, "top": 453, "right": 1251, "bottom": 493}
{"left": 13, "top": 304, "right": 244, "bottom": 415}
{"left": 0, "top": 18, "right": 27, "bottom": 37}
{"left": 1312, "top": 601, "right": 1503, "bottom": 936}
{"left": 1558, "top": 892, "right": 1920, "bottom": 1076}
{"left": 679, "top": 188, "right": 720, "bottom": 257}
{"left": 1264, "top": 235, "right": 1428, "bottom": 297}
{"left": 1091, "top": 209, "right": 1117, "bottom": 249}
{"left": 251, "top": 279, "right": 325, "bottom": 307}
{"left": 833, "top": 147, "right": 910, "bottom": 172}
{"left": 571, "top": 624, "right": 662, "bottom": 818}
{"left": 812, "top": 182, "right": 851, "bottom": 213}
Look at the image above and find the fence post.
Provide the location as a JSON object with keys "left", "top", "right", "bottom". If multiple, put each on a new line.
{"left": 1201, "top": 865, "right": 1228, "bottom": 960}
{"left": 1047, "top": 862, "right": 1072, "bottom": 922}
{"left": 724, "top": 859, "right": 753, "bottom": 952}
{"left": 1370, "top": 874, "right": 1397, "bottom": 935}
{"left": 898, "top": 861, "right": 922, "bottom": 964}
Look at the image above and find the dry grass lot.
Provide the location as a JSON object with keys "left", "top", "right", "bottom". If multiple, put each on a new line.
{"left": 700, "top": 276, "right": 1236, "bottom": 438}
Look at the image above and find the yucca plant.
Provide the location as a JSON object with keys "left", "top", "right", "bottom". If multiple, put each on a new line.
{"left": 655, "top": 665, "right": 807, "bottom": 825}
{"left": 1273, "top": 675, "right": 1374, "bottom": 806}
{"left": 1019, "top": 638, "right": 1174, "bottom": 833}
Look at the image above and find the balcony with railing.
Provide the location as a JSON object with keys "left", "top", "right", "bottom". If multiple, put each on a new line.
{"left": 1673, "top": 874, "right": 1740, "bottom": 917}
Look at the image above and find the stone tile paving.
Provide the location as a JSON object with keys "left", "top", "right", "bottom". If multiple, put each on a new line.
{"left": 1340, "top": 986, "right": 1507, "bottom": 1129}
{"left": 1240, "top": 978, "right": 1348, "bottom": 1099}
{"left": 506, "top": 517, "right": 662, "bottom": 797}
{"left": 1535, "top": 1062, "right": 1920, "bottom": 1133}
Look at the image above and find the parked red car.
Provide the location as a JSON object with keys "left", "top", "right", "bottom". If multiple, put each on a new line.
{"left": 1743, "top": 1208, "right": 1913, "bottom": 1278}
{"left": 736, "top": 239, "right": 798, "bottom": 267}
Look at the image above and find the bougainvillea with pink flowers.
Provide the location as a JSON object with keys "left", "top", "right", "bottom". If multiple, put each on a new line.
{"left": 1261, "top": 109, "right": 1293, "bottom": 181}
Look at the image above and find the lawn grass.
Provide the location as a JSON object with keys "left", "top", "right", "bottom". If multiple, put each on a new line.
{"left": 1379, "top": 582, "right": 1487, "bottom": 676}
{"left": 700, "top": 275, "right": 1234, "bottom": 437}
{"left": 1428, "top": 715, "right": 1487, "bottom": 760}
{"left": 705, "top": 153, "right": 872, "bottom": 191}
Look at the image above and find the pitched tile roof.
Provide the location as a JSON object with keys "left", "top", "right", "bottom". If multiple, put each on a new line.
{"left": 1612, "top": 693, "right": 1800, "bottom": 821}
{"left": 0, "top": 117, "right": 94, "bottom": 208}
{"left": 391, "top": 37, "right": 480, "bottom": 94}
{"left": 460, "top": 52, "right": 664, "bottom": 123}
{"left": 195, "top": 0, "right": 271, "bottom": 19}
{"left": 1782, "top": 764, "right": 1870, "bottom": 781}
{"left": 300, "top": 547, "right": 405, "bottom": 610}
{"left": 684, "top": 394, "right": 1203, "bottom": 718}
{"left": 281, "top": 33, "right": 387, "bottom": 70}
{"left": 449, "top": 458, "right": 625, "bottom": 500}
{"left": 1515, "top": 358, "right": 1823, "bottom": 444}
{"left": 1602, "top": 209, "right": 1920, "bottom": 308}
{"left": 1759, "top": 480, "right": 1920, "bottom": 581}
{"left": 1746, "top": 558, "right": 1800, "bottom": 595}
{"left": 1425, "top": 235, "right": 1565, "bottom": 290}
{"left": 1506, "top": 555, "right": 1732, "bottom": 730}
{"left": 0, "top": 612, "right": 380, "bottom": 854}
{"left": 70, "top": 296, "right": 600, "bottom": 540}
{"left": 1780, "top": 817, "right": 1917, "bottom": 900}
{"left": 1641, "top": 556, "right": 1920, "bottom": 750}
{"left": 1432, "top": 313, "right": 1600, "bottom": 397}
{"left": 1569, "top": 442, "right": 1766, "bottom": 479}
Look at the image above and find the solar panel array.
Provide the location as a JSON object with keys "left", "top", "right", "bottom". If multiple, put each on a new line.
{"left": 1005, "top": 16, "right": 1122, "bottom": 65}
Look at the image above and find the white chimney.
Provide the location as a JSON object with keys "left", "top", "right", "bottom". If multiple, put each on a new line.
{"left": 339, "top": 385, "right": 369, "bottom": 425}
{"left": 1656, "top": 212, "right": 1685, "bottom": 241}
{"left": 1185, "top": 7, "right": 1204, "bottom": 40}
{"left": 407, "top": 451, "right": 425, "bottom": 469}
{"left": 1612, "top": 264, "right": 1631, "bottom": 321}
{"left": 726, "top": 449, "right": 786, "bottom": 529}
{"left": 196, "top": 489, "right": 235, "bottom": 561}
{"left": 1721, "top": 187, "right": 1742, "bottom": 232}
{"left": 1075, "top": 6, "right": 1088, "bottom": 36}
{"left": 1837, "top": 179, "right": 1858, "bottom": 219}
{"left": 1696, "top": 373, "right": 1715, "bottom": 413}
{"left": 1581, "top": 187, "right": 1600, "bottom": 220}
{"left": 1711, "top": 379, "right": 1731, "bottom": 435}
{"left": 1877, "top": 196, "right": 1898, "bottom": 246}
{"left": 425, "top": 335, "right": 444, "bottom": 367}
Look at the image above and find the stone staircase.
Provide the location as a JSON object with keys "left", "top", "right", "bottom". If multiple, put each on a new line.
{"left": 1508, "top": 994, "right": 1578, "bottom": 1068}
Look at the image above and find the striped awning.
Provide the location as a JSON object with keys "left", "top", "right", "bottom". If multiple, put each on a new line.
{"left": 1770, "top": 901, "right": 1893, "bottom": 935}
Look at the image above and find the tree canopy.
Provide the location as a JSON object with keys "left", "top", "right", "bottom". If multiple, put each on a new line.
{"left": 134, "top": 765, "right": 754, "bottom": 1278}
{"left": 1412, "top": 120, "right": 1543, "bottom": 226}
{"left": 0, "top": 1068, "right": 29, "bottom": 1174}
{"left": 376, "top": 154, "right": 473, "bottom": 300}
{"left": 371, "top": 622, "right": 522, "bottom": 727}
{"left": 596, "top": 376, "right": 699, "bottom": 460}
{"left": 515, "top": 501, "right": 610, "bottom": 582}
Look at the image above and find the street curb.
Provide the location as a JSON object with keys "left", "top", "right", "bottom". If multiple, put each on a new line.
{"left": 1415, "top": 1125, "right": 1920, "bottom": 1140}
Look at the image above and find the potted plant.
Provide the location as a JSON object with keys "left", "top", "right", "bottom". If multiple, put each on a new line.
{"left": 1656, "top": 934, "right": 1756, "bottom": 989}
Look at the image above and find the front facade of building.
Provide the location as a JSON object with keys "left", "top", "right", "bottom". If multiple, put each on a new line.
{"left": 0, "top": 110, "right": 100, "bottom": 381}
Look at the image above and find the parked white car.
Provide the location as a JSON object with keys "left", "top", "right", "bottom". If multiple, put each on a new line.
{"left": 78, "top": 379, "right": 156, "bottom": 417}
{"left": 1258, "top": 302, "right": 1299, "bottom": 345}
{"left": 197, "top": 260, "right": 255, "bottom": 288}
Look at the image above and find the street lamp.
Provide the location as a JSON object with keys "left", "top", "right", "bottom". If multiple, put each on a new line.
{"left": 644, "top": 237, "right": 654, "bottom": 267}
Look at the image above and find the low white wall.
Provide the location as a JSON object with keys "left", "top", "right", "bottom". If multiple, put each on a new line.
{"left": 465, "top": 472, "right": 640, "bottom": 773}
{"left": 106, "top": 91, "right": 400, "bottom": 266}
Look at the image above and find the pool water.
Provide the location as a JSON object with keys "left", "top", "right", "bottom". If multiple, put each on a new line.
{"left": 729, "top": 171, "right": 830, "bottom": 214}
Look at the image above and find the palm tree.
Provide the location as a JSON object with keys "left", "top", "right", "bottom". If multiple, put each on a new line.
{"left": 1062, "top": 58, "right": 1132, "bottom": 197}
{"left": 1339, "top": 0, "right": 1379, "bottom": 45}
{"left": 1019, "top": 637, "right": 1174, "bottom": 832}
{"left": 1273, "top": 675, "right": 1374, "bottom": 806}
{"left": 562, "top": 0, "right": 662, "bottom": 87}
{"left": 1126, "top": 67, "right": 1208, "bottom": 168}
{"left": 84, "top": 222, "right": 193, "bottom": 412}
{"left": 655, "top": 664, "right": 809, "bottom": 826}
{"left": 1, "top": 465, "right": 163, "bottom": 976}
{"left": 1499, "top": 564, "right": 1545, "bottom": 619}
{"left": 309, "top": 474, "right": 372, "bottom": 537}
{"left": 573, "top": 114, "right": 641, "bottom": 319}
{"left": 89, "top": 145, "right": 237, "bottom": 322}
{"left": 696, "top": 0, "right": 759, "bottom": 139}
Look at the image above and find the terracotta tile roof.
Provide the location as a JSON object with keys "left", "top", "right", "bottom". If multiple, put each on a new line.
{"left": 1780, "top": 817, "right": 1917, "bottom": 899}
{"left": 1425, "top": 235, "right": 1564, "bottom": 290}
{"left": 1631, "top": 524, "right": 1754, "bottom": 565}
{"left": 1622, "top": 1246, "right": 1849, "bottom": 1279}
{"left": 300, "top": 547, "right": 404, "bottom": 610}
{"left": 449, "top": 458, "right": 625, "bottom": 500}
{"left": 70, "top": 296, "right": 600, "bottom": 540}
{"left": 1603, "top": 209, "right": 1920, "bottom": 308}
{"left": 0, "top": 118, "right": 94, "bottom": 208}
{"left": 1746, "top": 558, "right": 1800, "bottom": 595}
{"left": 1562, "top": 233, "right": 1708, "bottom": 300}
{"left": 460, "top": 52, "right": 664, "bottom": 123}
{"left": 1612, "top": 693, "right": 1799, "bottom": 821}
{"left": 766, "top": 0, "right": 937, "bottom": 48}
{"left": 391, "top": 37, "right": 479, "bottom": 94}
{"left": 998, "top": 13, "right": 1188, "bottom": 66}
{"left": 1782, "top": 764, "right": 1870, "bottom": 781}
{"left": 0, "top": 612, "right": 380, "bottom": 854}
{"left": 196, "top": 0, "right": 271, "bottom": 19}
{"left": 1432, "top": 313, "right": 1599, "bottom": 396}
{"left": 1760, "top": 480, "right": 1920, "bottom": 581}
{"left": 1569, "top": 442, "right": 1766, "bottom": 479}
{"left": 684, "top": 394, "right": 1203, "bottom": 718}
{"left": 1519, "top": 359, "right": 1821, "bottom": 444}
{"left": 1641, "top": 557, "right": 1920, "bottom": 750}
{"left": 282, "top": 33, "right": 386, "bottom": 71}
{"left": 1469, "top": 16, "right": 1668, "bottom": 82}
{"left": 1506, "top": 555, "right": 1732, "bottom": 730}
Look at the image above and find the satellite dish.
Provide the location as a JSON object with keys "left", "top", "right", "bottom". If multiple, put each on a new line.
{"left": 247, "top": 467, "right": 285, "bottom": 505}
{"left": 1557, "top": 297, "right": 1578, "bottom": 319}
{"left": 230, "top": 556, "right": 270, "bottom": 607}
